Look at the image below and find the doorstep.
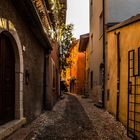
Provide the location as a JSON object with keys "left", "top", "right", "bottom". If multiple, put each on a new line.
{"left": 0, "top": 118, "right": 26, "bottom": 140}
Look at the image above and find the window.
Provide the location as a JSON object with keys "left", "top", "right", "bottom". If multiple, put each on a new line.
{"left": 90, "top": 0, "right": 93, "bottom": 25}
{"left": 91, "top": 34, "right": 93, "bottom": 52}
{"left": 107, "top": 89, "right": 110, "bottom": 101}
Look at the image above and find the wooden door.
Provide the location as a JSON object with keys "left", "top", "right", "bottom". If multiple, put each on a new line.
{"left": 0, "top": 34, "right": 15, "bottom": 125}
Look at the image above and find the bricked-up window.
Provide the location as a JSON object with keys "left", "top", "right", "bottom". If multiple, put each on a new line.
{"left": 107, "top": 89, "right": 110, "bottom": 101}
{"left": 90, "top": 71, "right": 93, "bottom": 89}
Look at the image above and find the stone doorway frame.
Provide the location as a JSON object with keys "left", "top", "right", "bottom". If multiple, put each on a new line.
{"left": 0, "top": 29, "right": 24, "bottom": 120}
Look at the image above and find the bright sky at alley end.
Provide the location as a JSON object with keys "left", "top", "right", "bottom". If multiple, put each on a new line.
{"left": 66, "top": 0, "right": 89, "bottom": 39}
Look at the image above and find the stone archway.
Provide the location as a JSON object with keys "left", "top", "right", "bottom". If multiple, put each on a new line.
{"left": 0, "top": 29, "right": 24, "bottom": 122}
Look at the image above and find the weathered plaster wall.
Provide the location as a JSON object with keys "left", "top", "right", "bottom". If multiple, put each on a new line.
{"left": 107, "top": 21, "right": 140, "bottom": 128}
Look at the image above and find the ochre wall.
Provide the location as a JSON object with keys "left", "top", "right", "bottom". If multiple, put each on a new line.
{"left": 107, "top": 21, "right": 140, "bottom": 130}
{"left": 107, "top": 32, "right": 117, "bottom": 116}
{"left": 70, "top": 42, "right": 79, "bottom": 79}
{"left": 70, "top": 41, "right": 79, "bottom": 93}
{"left": 76, "top": 52, "right": 86, "bottom": 94}
{"left": 69, "top": 40, "right": 86, "bottom": 94}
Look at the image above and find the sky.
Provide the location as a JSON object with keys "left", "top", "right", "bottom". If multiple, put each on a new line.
{"left": 66, "top": 0, "right": 89, "bottom": 39}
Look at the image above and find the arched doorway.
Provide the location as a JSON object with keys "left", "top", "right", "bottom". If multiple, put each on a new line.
{"left": 0, "top": 33, "right": 15, "bottom": 125}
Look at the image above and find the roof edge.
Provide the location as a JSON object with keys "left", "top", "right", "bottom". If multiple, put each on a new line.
{"left": 108, "top": 14, "right": 140, "bottom": 32}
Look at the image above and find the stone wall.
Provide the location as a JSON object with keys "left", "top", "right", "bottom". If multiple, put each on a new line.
{"left": 0, "top": 0, "right": 47, "bottom": 123}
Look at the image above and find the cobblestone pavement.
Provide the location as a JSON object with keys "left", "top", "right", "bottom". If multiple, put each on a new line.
{"left": 30, "top": 94, "right": 99, "bottom": 140}
{"left": 7, "top": 93, "right": 131, "bottom": 140}
{"left": 75, "top": 94, "right": 131, "bottom": 140}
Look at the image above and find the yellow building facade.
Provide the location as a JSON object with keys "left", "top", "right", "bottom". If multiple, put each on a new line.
{"left": 107, "top": 15, "right": 140, "bottom": 139}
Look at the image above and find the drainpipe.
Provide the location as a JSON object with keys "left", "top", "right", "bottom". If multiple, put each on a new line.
{"left": 115, "top": 32, "right": 120, "bottom": 121}
{"left": 102, "top": 0, "right": 105, "bottom": 108}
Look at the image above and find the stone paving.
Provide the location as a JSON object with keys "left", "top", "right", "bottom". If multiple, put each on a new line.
{"left": 75, "top": 94, "right": 131, "bottom": 140}
{"left": 7, "top": 93, "right": 131, "bottom": 140}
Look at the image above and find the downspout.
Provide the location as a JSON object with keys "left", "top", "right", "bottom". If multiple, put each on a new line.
{"left": 115, "top": 32, "right": 120, "bottom": 121}
{"left": 102, "top": 0, "right": 105, "bottom": 108}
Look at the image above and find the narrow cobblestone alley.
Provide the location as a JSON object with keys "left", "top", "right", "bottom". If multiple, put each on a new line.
{"left": 30, "top": 94, "right": 99, "bottom": 140}
{"left": 2, "top": 0, "right": 140, "bottom": 140}
{"left": 7, "top": 93, "right": 131, "bottom": 140}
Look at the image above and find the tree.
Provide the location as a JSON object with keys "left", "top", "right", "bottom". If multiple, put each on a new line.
{"left": 59, "top": 23, "right": 74, "bottom": 71}
{"left": 46, "top": 0, "right": 74, "bottom": 71}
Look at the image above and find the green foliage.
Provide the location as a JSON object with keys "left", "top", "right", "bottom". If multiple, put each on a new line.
{"left": 47, "top": 0, "right": 74, "bottom": 71}
{"left": 59, "top": 24, "right": 74, "bottom": 71}
{"left": 60, "top": 24, "right": 74, "bottom": 49}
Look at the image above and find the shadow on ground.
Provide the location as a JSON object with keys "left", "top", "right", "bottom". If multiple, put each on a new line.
{"left": 35, "top": 94, "right": 99, "bottom": 140}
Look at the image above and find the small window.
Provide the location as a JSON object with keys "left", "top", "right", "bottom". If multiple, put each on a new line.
{"left": 90, "top": 0, "right": 93, "bottom": 22}
{"left": 107, "top": 89, "right": 110, "bottom": 101}
{"left": 91, "top": 34, "right": 93, "bottom": 52}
